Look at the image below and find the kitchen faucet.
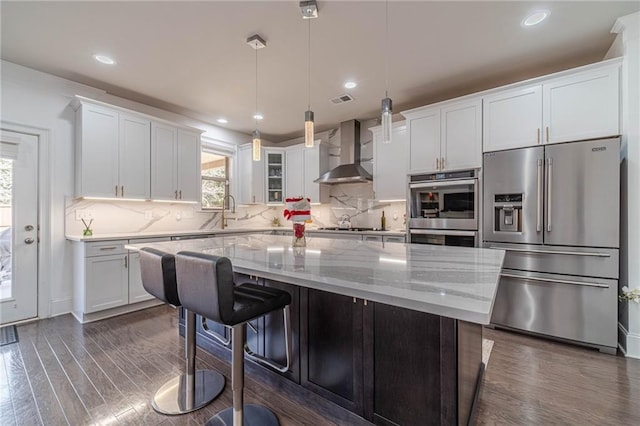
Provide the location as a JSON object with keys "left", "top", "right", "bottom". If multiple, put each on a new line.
{"left": 220, "top": 194, "right": 236, "bottom": 229}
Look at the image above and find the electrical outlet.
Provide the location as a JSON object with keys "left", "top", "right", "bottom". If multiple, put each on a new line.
{"left": 144, "top": 210, "right": 153, "bottom": 220}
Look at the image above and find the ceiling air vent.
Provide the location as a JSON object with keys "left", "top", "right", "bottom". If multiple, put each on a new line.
{"left": 330, "top": 94, "right": 355, "bottom": 104}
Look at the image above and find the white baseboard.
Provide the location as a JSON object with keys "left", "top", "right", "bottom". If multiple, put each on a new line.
{"left": 619, "top": 322, "right": 640, "bottom": 359}
{"left": 49, "top": 297, "right": 73, "bottom": 317}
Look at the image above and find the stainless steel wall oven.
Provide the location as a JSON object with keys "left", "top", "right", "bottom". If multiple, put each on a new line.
{"left": 408, "top": 169, "right": 479, "bottom": 246}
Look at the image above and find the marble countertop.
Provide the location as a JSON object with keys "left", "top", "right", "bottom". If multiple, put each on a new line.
{"left": 126, "top": 234, "right": 504, "bottom": 324}
{"left": 66, "top": 227, "right": 406, "bottom": 242}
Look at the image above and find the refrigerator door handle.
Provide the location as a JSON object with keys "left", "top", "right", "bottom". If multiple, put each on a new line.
{"left": 546, "top": 157, "right": 552, "bottom": 232}
{"left": 500, "top": 272, "right": 609, "bottom": 288}
{"left": 488, "top": 246, "right": 611, "bottom": 257}
{"left": 536, "top": 159, "right": 543, "bottom": 232}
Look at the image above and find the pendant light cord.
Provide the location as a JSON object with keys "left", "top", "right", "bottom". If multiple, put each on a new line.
{"left": 255, "top": 46, "right": 258, "bottom": 128}
{"left": 308, "top": 18, "right": 311, "bottom": 111}
{"left": 385, "top": 0, "right": 389, "bottom": 98}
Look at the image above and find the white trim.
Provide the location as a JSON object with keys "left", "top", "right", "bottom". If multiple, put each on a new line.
{"left": 0, "top": 121, "right": 52, "bottom": 320}
{"left": 619, "top": 321, "right": 640, "bottom": 359}
{"left": 201, "top": 136, "right": 236, "bottom": 156}
{"left": 50, "top": 297, "right": 73, "bottom": 317}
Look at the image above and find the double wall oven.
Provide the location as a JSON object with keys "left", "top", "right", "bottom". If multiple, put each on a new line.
{"left": 408, "top": 169, "right": 479, "bottom": 247}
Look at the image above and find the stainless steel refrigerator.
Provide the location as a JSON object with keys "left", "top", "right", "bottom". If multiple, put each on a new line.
{"left": 483, "top": 137, "right": 620, "bottom": 353}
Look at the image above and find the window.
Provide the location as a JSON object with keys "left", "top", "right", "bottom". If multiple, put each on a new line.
{"left": 201, "top": 150, "right": 229, "bottom": 209}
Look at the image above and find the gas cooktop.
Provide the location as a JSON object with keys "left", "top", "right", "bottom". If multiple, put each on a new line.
{"left": 316, "top": 227, "right": 384, "bottom": 232}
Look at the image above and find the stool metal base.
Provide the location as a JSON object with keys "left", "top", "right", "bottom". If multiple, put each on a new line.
{"left": 205, "top": 404, "right": 279, "bottom": 426}
{"left": 151, "top": 369, "right": 225, "bottom": 415}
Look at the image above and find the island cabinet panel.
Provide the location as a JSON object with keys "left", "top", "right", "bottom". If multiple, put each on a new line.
{"left": 363, "top": 303, "right": 459, "bottom": 426}
{"left": 300, "top": 288, "right": 364, "bottom": 415}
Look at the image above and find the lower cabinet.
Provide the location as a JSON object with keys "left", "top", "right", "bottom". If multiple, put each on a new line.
{"left": 84, "top": 253, "right": 129, "bottom": 313}
{"left": 300, "top": 289, "right": 364, "bottom": 413}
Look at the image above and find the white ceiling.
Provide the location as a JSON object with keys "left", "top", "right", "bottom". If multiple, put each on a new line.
{"left": 1, "top": 1, "right": 638, "bottom": 142}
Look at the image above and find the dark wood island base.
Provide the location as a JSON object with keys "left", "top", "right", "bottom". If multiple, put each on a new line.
{"left": 179, "top": 276, "right": 485, "bottom": 426}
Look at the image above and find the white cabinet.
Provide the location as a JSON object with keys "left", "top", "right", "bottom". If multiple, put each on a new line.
{"left": 237, "top": 144, "right": 264, "bottom": 204}
{"left": 119, "top": 114, "right": 151, "bottom": 199}
{"left": 543, "top": 66, "right": 619, "bottom": 144}
{"left": 285, "top": 147, "right": 304, "bottom": 198}
{"left": 404, "top": 98, "right": 481, "bottom": 173}
{"left": 151, "top": 122, "right": 200, "bottom": 201}
{"left": 127, "top": 237, "right": 171, "bottom": 304}
{"left": 285, "top": 144, "right": 329, "bottom": 204}
{"left": 74, "top": 240, "right": 129, "bottom": 316}
{"left": 482, "top": 62, "right": 620, "bottom": 152}
{"left": 75, "top": 102, "right": 151, "bottom": 199}
{"left": 265, "top": 149, "right": 285, "bottom": 204}
{"left": 483, "top": 85, "right": 543, "bottom": 152}
{"left": 371, "top": 122, "right": 409, "bottom": 201}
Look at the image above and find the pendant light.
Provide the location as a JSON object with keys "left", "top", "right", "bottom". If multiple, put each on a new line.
{"left": 247, "top": 34, "right": 266, "bottom": 161}
{"left": 302, "top": 1, "right": 318, "bottom": 148}
{"left": 381, "top": 0, "right": 392, "bottom": 144}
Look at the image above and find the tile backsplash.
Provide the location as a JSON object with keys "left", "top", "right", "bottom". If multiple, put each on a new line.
{"left": 65, "top": 184, "right": 406, "bottom": 237}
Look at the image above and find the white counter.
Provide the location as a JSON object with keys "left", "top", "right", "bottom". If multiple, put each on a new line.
{"left": 126, "top": 234, "right": 504, "bottom": 324}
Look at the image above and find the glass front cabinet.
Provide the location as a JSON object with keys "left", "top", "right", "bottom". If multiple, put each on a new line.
{"left": 265, "top": 149, "right": 285, "bottom": 204}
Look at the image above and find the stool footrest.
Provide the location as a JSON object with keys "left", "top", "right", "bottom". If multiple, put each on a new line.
{"left": 243, "top": 305, "right": 292, "bottom": 373}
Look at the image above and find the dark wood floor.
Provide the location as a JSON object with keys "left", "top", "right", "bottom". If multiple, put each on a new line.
{"left": 2, "top": 305, "right": 639, "bottom": 425}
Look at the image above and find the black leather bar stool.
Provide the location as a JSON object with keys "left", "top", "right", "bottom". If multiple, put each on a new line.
{"left": 139, "top": 248, "right": 225, "bottom": 415}
{"left": 175, "top": 251, "right": 292, "bottom": 426}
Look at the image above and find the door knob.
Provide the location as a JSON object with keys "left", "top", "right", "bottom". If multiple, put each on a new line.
{"left": 24, "top": 237, "right": 35, "bottom": 244}
{"left": 24, "top": 225, "right": 34, "bottom": 231}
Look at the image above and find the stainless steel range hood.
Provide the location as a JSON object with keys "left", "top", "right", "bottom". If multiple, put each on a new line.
{"left": 315, "top": 119, "right": 373, "bottom": 184}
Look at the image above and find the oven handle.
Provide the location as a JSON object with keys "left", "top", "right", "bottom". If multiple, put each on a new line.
{"left": 500, "top": 272, "right": 609, "bottom": 289}
{"left": 488, "top": 246, "right": 611, "bottom": 257}
{"left": 409, "top": 179, "right": 477, "bottom": 189}
{"left": 410, "top": 229, "right": 477, "bottom": 237}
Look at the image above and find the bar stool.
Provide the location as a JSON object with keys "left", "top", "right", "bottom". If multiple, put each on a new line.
{"left": 175, "top": 251, "right": 292, "bottom": 426}
{"left": 139, "top": 248, "right": 225, "bottom": 415}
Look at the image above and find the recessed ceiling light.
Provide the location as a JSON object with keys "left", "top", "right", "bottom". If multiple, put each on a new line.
{"left": 253, "top": 114, "right": 264, "bottom": 120}
{"left": 522, "top": 10, "right": 550, "bottom": 27}
{"left": 93, "top": 54, "right": 116, "bottom": 65}
{"left": 217, "top": 118, "right": 228, "bottom": 124}
{"left": 344, "top": 81, "right": 357, "bottom": 89}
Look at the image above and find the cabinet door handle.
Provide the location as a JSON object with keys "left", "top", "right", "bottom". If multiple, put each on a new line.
{"left": 441, "top": 157, "right": 445, "bottom": 169}
{"left": 124, "top": 256, "right": 128, "bottom": 269}
{"left": 537, "top": 128, "right": 540, "bottom": 144}
{"left": 179, "top": 190, "right": 182, "bottom": 200}
{"left": 364, "top": 300, "right": 368, "bottom": 306}
{"left": 175, "top": 190, "right": 178, "bottom": 200}
{"left": 436, "top": 157, "right": 440, "bottom": 170}
{"left": 99, "top": 246, "right": 117, "bottom": 251}
{"left": 546, "top": 126, "right": 550, "bottom": 143}
{"left": 115, "top": 185, "right": 118, "bottom": 197}
{"left": 353, "top": 297, "right": 357, "bottom": 304}
{"left": 121, "top": 186, "right": 124, "bottom": 197}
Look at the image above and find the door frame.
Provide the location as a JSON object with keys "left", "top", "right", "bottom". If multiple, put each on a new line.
{"left": 1, "top": 121, "right": 52, "bottom": 321}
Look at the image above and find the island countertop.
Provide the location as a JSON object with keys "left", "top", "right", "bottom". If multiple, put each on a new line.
{"left": 126, "top": 234, "right": 505, "bottom": 325}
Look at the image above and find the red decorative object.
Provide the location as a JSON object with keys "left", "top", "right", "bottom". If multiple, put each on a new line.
{"left": 293, "top": 222, "right": 306, "bottom": 247}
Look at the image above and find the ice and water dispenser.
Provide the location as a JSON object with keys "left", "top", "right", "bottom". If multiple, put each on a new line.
{"left": 493, "top": 194, "right": 522, "bottom": 233}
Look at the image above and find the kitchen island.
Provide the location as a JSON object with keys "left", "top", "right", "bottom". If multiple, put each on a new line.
{"left": 126, "top": 234, "right": 504, "bottom": 425}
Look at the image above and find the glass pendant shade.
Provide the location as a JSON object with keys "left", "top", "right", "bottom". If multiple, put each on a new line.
{"left": 252, "top": 130, "right": 261, "bottom": 161}
{"left": 304, "top": 110, "right": 314, "bottom": 148}
{"left": 381, "top": 97, "right": 393, "bottom": 144}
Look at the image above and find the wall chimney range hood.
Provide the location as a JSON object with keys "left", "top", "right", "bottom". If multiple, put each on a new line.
{"left": 315, "top": 120, "right": 373, "bottom": 184}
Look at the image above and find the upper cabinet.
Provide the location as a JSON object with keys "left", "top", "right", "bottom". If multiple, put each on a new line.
{"left": 371, "top": 122, "right": 408, "bottom": 201}
{"left": 403, "top": 98, "right": 482, "bottom": 174}
{"left": 74, "top": 101, "right": 150, "bottom": 199}
{"left": 74, "top": 97, "right": 201, "bottom": 201}
{"left": 265, "top": 149, "right": 285, "bottom": 204}
{"left": 483, "top": 85, "right": 543, "bottom": 152}
{"left": 483, "top": 61, "right": 620, "bottom": 152}
{"left": 543, "top": 66, "right": 619, "bottom": 144}
{"left": 237, "top": 144, "right": 264, "bottom": 205}
{"left": 151, "top": 122, "right": 200, "bottom": 202}
{"left": 285, "top": 143, "right": 329, "bottom": 204}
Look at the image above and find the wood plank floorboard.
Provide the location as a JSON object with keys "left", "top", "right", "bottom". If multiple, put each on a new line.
{"left": 7, "top": 305, "right": 640, "bottom": 425}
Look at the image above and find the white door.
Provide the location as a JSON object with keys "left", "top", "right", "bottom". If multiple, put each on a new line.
{"left": 151, "top": 122, "right": 177, "bottom": 200}
{"left": 408, "top": 109, "right": 440, "bottom": 173}
{"left": 441, "top": 99, "right": 482, "bottom": 171}
{"left": 0, "top": 130, "right": 38, "bottom": 324}
{"left": 176, "top": 129, "right": 200, "bottom": 202}
{"left": 374, "top": 124, "right": 408, "bottom": 201}
{"left": 285, "top": 147, "right": 304, "bottom": 199}
{"left": 119, "top": 114, "right": 150, "bottom": 199}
